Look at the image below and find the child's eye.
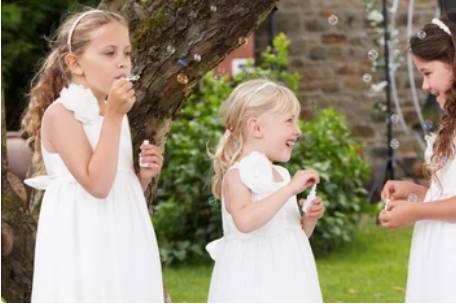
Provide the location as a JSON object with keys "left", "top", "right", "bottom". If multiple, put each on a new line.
{"left": 125, "top": 51, "right": 132, "bottom": 57}
{"left": 104, "top": 51, "right": 115, "bottom": 56}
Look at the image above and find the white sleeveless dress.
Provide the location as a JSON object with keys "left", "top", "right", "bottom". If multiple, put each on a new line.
{"left": 206, "top": 151, "right": 322, "bottom": 302}
{"left": 25, "top": 83, "right": 164, "bottom": 302}
{"left": 406, "top": 134, "right": 456, "bottom": 302}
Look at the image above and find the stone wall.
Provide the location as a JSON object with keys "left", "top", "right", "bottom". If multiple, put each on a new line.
{"left": 255, "top": 0, "right": 439, "bottom": 186}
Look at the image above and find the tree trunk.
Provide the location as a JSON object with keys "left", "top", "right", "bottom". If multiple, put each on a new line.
{"left": 2, "top": 0, "right": 277, "bottom": 301}
{"left": 2, "top": 82, "right": 37, "bottom": 302}
{"left": 99, "top": 0, "right": 277, "bottom": 209}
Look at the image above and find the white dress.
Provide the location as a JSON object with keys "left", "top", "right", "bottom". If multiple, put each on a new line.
{"left": 25, "top": 84, "right": 164, "bottom": 302}
{"left": 406, "top": 134, "right": 456, "bottom": 302}
{"left": 206, "top": 151, "right": 322, "bottom": 302}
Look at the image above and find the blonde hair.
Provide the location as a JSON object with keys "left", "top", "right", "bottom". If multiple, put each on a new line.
{"left": 21, "top": 8, "right": 127, "bottom": 173}
{"left": 211, "top": 79, "right": 301, "bottom": 198}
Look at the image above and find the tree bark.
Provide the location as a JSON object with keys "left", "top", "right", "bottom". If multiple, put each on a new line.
{"left": 99, "top": 0, "right": 277, "bottom": 209}
{"left": 2, "top": 81, "right": 37, "bottom": 302}
{"left": 2, "top": 0, "right": 277, "bottom": 301}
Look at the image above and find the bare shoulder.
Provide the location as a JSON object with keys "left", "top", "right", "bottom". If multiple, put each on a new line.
{"left": 223, "top": 168, "right": 249, "bottom": 194}
{"left": 223, "top": 167, "right": 242, "bottom": 186}
{"left": 42, "top": 102, "right": 79, "bottom": 129}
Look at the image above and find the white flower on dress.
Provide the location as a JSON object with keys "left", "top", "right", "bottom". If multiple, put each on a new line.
{"left": 58, "top": 83, "right": 100, "bottom": 124}
{"left": 238, "top": 151, "right": 276, "bottom": 194}
{"left": 424, "top": 133, "right": 437, "bottom": 165}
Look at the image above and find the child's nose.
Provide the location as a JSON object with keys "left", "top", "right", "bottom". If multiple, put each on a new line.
{"left": 422, "top": 79, "right": 429, "bottom": 91}
{"left": 295, "top": 126, "right": 302, "bottom": 137}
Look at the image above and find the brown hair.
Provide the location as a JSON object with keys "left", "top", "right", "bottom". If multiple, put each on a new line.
{"left": 410, "top": 14, "right": 456, "bottom": 181}
{"left": 21, "top": 8, "right": 127, "bottom": 173}
{"left": 211, "top": 79, "right": 301, "bottom": 199}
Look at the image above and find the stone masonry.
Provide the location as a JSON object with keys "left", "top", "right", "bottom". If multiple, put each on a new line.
{"left": 255, "top": 0, "right": 439, "bottom": 187}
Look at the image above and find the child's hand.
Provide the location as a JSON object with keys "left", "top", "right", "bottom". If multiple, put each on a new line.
{"left": 138, "top": 141, "right": 163, "bottom": 181}
{"left": 381, "top": 180, "right": 416, "bottom": 201}
{"left": 105, "top": 78, "right": 136, "bottom": 117}
{"left": 289, "top": 169, "right": 319, "bottom": 195}
{"left": 300, "top": 196, "right": 325, "bottom": 221}
{"left": 378, "top": 199, "right": 419, "bottom": 229}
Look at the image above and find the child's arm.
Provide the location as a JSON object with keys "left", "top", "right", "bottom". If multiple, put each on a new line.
{"left": 42, "top": 80, "right": 135, "bottom": 198}
{"left": 382, "top": 180, "right": 428, "bottom": 202}
{"left": 414, "top": 196, "right": 456, "bottom": 221}
{"left": 379, "top": 196, "right": 456, "bottom": 229}
{"left": 224, "top": 169, "right": 318, "bottom": 233}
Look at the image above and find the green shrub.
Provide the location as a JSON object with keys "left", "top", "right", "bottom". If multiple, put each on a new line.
{"left": 154, "top": 33, "right": 371, "bottom": 264}
{"left": 287, "top": 109, "right": 371, "bottom": 254}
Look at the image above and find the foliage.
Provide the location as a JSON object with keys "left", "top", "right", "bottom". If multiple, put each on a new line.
{"left": 287, "top": 108, "right": 371, "bottom": 253}
{"left": 154, "top": 33, "right": 371, "bottom": 264}
{"left": 2, "top": 0, "right": 98, "bottom": 130}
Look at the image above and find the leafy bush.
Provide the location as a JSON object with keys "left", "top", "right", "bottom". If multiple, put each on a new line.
{"left": 153, "top": 33, "right": 371, "bottom": 264}
{"left": 287, "top": 109, "right": 371, "bottom": 254}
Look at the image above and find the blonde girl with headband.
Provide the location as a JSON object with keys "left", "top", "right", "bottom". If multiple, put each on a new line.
{"left": 379, "top": 14, "right": 456, "bottom": 302}
{"left": 206, "top": 79, "right": 325, "bottom": 302}
{"left": 22, "top": 8, "right": 164, "bottom": 302}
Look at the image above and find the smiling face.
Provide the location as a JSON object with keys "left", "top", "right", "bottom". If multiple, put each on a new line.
{"left": 256, "top": 110, "right": 302, "bottom": 163}
{"left": 69, "top": 21, "right": 132, "bottom": 100}
{"left": 413, "top": 55, "right": 453, "bottom": 109}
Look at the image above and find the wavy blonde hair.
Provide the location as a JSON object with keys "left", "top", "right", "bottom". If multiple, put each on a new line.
{"left": 21, "top": 8, "right": 127, "bottom": 173}
{"left": 211, "top": 79, "right": 301, "bottom": 199}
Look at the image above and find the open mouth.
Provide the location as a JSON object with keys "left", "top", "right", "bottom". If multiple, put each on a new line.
{"left": 285, "top": 140, "right": 296, "bottom": 148}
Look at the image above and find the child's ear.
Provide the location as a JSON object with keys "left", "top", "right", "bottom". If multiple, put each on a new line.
{"left": 64, "top": 53, "right": 84, "bottom": 76}
{"left": 246, "top": 116, "right": 263, "bottom": 138}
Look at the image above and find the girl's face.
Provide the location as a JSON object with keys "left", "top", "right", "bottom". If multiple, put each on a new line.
{"left": 413, "top": 55, "right": 453, "bottom": 109}
{"left": 75, "top": 22, "right": 132, "bottom": 100}
{"left": 256, "top": 110, "right": 302, "bottom": 163}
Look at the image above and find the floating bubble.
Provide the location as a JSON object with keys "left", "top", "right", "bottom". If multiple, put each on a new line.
{"left": 328, "top": 14, "right": 339, "bottom": 26}
{"left": 166, "top": 45, "right": 176, "bottom": 55}
{"left": 390, "top": 138, "right": 400, "bottom": 150}
{"left": 189, "top": 10, "right": 198, "bottom": 18}
{"left": 393, "top": 49, "right": 401, "bottom": 57}
{"left": 391, "top": 114, "right": 400, "bottom": 124}
{"left": 423, "top": 120, "right": 433, "bottom": 131}
{"left": 238, "top": 36, "right": 248, "bottom": 46}
{"left": 177, "top": 58, "right": 188, "bottom": 66}
{"left": 407, "top": 193, "right": 418, "bottom": 203}
{"left": 368, "top": 49, "right": 378, "bottom": 61}
{"left": 193, "top": 54, "right": 202, "bottom": 62}
{"left": 417, "top": 31, "right": 427, "bottom": 39}
{"left": 208, "top": 196, "right": 218, "bottom": 206}
{"left": 177, "top": 72, "right": 189, "bottom": 84}
{"left": 362, "top": 73, "right": 372, "bottom": 83}
{"left": 210, "top": 5, "right": 217, "bottom": 12}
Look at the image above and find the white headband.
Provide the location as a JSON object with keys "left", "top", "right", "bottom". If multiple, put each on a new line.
{"left": 431, "top": 18, "right": 451, "bottom": 36}
{"left": 67, "top": 10, "right": 103, "bottom": 53}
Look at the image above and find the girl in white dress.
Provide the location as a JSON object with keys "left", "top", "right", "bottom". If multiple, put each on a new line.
{"left": 22, "top": 9, "right": 164, "bottom": 302}
{"left": 206, "top": 79, "right": 325, "bottom": 302}
{"left": 379, "top": 16, "right": 456, "bottom": 303}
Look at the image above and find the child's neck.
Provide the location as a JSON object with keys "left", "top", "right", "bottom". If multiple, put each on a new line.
{"left": 241, "top": 142, "right": 269, "bottom": 160}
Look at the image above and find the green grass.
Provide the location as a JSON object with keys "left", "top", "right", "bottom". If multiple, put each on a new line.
{"left": 163, "top": 222, "right": 413, "bottom": 303}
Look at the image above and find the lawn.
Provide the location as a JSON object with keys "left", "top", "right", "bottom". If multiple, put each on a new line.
{"left": 163, "top": 221, "right": 413, "bottom": 303}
